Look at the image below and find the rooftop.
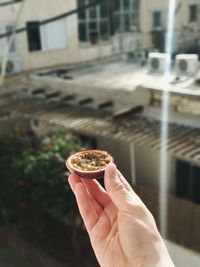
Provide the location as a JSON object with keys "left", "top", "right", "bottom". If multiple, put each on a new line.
{"left": 36, "top": 59, "right": 200, "bottom": 95}
{"left": 1, "top": 95, "right": 200, "bottom": 165}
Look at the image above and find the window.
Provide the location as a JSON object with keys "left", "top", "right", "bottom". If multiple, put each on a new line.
{"left": 26, "top": 21, "right": 41, "bottom": 52}
{"left": 77, "top": 0, "right": 109, "bottom": 43}
{"left": 114, "top": 0, "right": 139, "bottom": 33}
{"left": 26, "top": 20, "right": 67, "bottom": 52}
{"left": 153, "top": 11, "right": 162, "bottom": 28}
{"left": 193, "top": 166, "right": 200, "bottom": 203}
{"left": 40, "top": 20, "right": 67, "bottom": 51}
{"left": 189, "top": 4, "right": 198, "bottom": 22}
{"left": 5, "top": 25, "right": 16, "bottom": 53}
{"left": 175, "top": 160, "right": 190, "bottom": 199}
{"left": 77, "top": 0, "right": 139, "bottom": 42}
{"left": 175, "top": 159, "right": 200, "bottom": 204}
{"left": 0, "top": 25, "right": 16, "bottom": 56}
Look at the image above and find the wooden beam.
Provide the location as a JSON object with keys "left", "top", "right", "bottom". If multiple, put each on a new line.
{"left": 46, "top": 91, "right": 61, "bottom": 99}
{"left": 79, "top": 97, "right": 93, "bottom": 105}
{"left": 32, "top": 88, "right": 46, "bottom": 95}
{"left": 62, "top": 75, "right": 73, "bottom": 80}
{"left": 61, "top": 94, "right": 76, "bottom": 101}
{"left": 98, "top": 100, "right": 113, "bottom": 109}
{"left": 113, "top": 105, "right": 143, "bottom": 119}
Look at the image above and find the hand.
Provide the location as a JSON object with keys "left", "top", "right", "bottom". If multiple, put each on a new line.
{"left": 68, "top": 164, "right": 174, "bottom": 267}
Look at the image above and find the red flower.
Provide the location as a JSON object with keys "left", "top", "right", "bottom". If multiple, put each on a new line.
{"left": 19, "top": 201, "right": 27, "bottom": 209}
{"left": 48, "top": 143, "right": 53, "bottom": 149}
{"left": 18, "top": 179, "right": 25, "bottom": 188}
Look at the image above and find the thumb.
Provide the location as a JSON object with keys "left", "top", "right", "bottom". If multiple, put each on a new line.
{"left": 104, "top": 163, "right": 132, "bottom": 211}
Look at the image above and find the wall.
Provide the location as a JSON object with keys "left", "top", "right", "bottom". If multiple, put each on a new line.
{"left": 135, "top": 145, "right": 173, "bottom": 192}
{"left": 0, "top": 0, "right": 80, "bottom": 71}
{"left": 0, "top": 0, "right": 146, "bottom": 71}
{"left": 29, "top": 75, "right": 150, "bottom": 110}
{"left": 137, "top": 184, "right": 200, "bottom": 256}
{"left": 97, "top": 137, "right": 132, "bottom": 182}
{"left": 140, "top": 0, "right": 200, "bottom": 51}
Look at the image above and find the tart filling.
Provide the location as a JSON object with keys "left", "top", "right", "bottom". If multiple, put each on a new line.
{"left": 71, "top": 151, "right": 110, "bottom": 171}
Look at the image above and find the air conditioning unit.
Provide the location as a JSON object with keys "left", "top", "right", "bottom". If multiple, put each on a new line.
{"left": 0, "top": 57, "right": 21, "bottom": 74}
{"left": 175, "top": 54, "right": 199, "bottom": 76}
{"left": 148, "top": 52, "right": 170, "bottom": 73}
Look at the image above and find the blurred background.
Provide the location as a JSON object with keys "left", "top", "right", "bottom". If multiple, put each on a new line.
{"left": 0, "top": 0, "right": 200, "bottom": 266}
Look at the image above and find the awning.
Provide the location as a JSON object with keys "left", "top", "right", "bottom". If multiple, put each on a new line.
{"left": 1, "top": 97, "right": 200, "bottom": 164}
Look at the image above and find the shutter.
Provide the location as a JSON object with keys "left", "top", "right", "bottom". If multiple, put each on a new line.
{"left": 41, "top": 20, "right": 67, "bottom": 51}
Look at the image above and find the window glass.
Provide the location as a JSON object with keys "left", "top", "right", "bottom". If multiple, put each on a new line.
{"left": 124, "top": 13, "right": 130, "bottom": 32}
{"left": 114, "top": 0, "right": 121, "bottom": 11}
{"left": 5, "top": 25, "right": 16, "bottom": 53}
{"left": 189, "top": 4, "right": 197, "bottom": 22}
{"left": 114, "top": 0, "right": 139, "bottom": 33}
{"left": 78, "top": 23, "right": 87, "bottom": 42}
{"left": 114, "top": 14, "right": 121, "bottom": 32}
{"left": 175, "top": 160, "right": 190, "bottom": 199}
{"left": 193, "top": 166, "right": 200, "bottom": 203}
{"left": 78, "top": 9, "right": 86, "bottom": 20}
{"left": 89, "top": 7, "right": 97, "bottom": 19}
{"left": 26, "top": 21, "right": 41, "bottom": 52}
{"left": 153, "top": 11, "right": 162, "bottom": 28}
{"left": 100, "top": 20, "right": 109, "bottom": 40}
{"left": 77, "top": 0, "right": 109, "bottom": 43}
{"left": 89, "top": 22, "right": 97, "bottom": 31}
{"left": 124, "top": 0, "right": 130, "bottom": 10}
{"left": 77, "top": 0, "right": 139, "bottom": 42}
{"left": 100, "top": 0, "right": 108, "bottom": 18}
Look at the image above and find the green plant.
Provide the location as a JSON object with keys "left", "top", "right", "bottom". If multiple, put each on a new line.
{"left": 0, "top": 127, "right": 90, "bottom": 226}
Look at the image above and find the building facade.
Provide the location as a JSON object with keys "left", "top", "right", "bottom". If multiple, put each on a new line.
{"left": 0, "top": 0, "right": 141, "bottom": 72}
{"left": 141, "top": 0, "right": 200, "bottom": 52}
{"left": 0, "top": 0, "right": 199, "bottom": 73}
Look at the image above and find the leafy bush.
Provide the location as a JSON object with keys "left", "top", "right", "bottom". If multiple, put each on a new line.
{"left": 0, "top": 127, "right": 90, "bottom": 226}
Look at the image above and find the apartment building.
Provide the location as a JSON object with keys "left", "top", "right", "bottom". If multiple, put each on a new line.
{"left": 0, "top": 0, "right": 140, "bottom": 72}
{"left": 0, "top": 0, "right": 79, "bottom": 71}
{"left": 141, "top": 0, "right": 200, "bottom": 52}
{"left": 0, "top": 0, "right": 199, "bottom": 73}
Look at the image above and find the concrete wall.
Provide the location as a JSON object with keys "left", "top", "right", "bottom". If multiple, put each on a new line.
{"left": 135, "top": 145, "right": 173, "bottom": 192}
{"left": 0, "top": 0, "right": 80, "bottom": 70}
{"left": 140, "top": 0, "right": 200, "bottom": 51}
{"left": 1, "top": 0, "right": 198, "bottom": 71}
{"left": 28, "top": 75, "right": 151, "bottom": 110}
{"left": 0, "top": 0, "right": 145, "bottom": 71}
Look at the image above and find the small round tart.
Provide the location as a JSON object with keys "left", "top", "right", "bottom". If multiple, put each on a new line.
{"left": 66, "top": 150, "right": 113, "bottom": 179}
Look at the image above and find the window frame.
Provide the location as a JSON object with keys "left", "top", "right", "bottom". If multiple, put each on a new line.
{"left": 26, "top": 21, "right": 42, "bottom": 52}
{"left": 114, "top": 0, "right": 139, "bottom": 33}
{"left": 77, "top": 0, "right": 110, "bottom": 44}
{"left": 174, "top": 158, "right": 200, "bottom": 204}
{"left": 77, "top": 0, "right": 140, "bottom": 43}
{"left": 189, "top": 4, "right": 198, "bottom": 22}
{"left": 153, "top": 10, "right": 162, "bottom": 29}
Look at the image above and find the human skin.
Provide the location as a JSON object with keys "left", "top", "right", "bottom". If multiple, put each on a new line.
{"left": 68, "top": 163, "right": 174, "bottom": 267}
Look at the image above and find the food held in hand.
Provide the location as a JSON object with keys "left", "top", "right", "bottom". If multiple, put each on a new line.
{"left": 66, "top": 150, "right": 113, "bottom": 179}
